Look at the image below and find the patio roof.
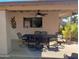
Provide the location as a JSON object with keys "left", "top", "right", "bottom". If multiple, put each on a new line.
{"left": 0, "top": 0, "right": 77, "bottom": 5}
{"left": 0, "top": 0, "right": 77, "bottom": 17}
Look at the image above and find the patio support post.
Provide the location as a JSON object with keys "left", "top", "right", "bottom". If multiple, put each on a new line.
{"left": 0, "top": 10, "right": 8, "bottom": 55}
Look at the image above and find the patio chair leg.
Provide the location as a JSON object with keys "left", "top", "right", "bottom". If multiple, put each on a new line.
{"left": 59, "top": 42, "right": 61, "bottom": 45}
{"left": 47, "top": 43, "right": 49, "bottom": 49}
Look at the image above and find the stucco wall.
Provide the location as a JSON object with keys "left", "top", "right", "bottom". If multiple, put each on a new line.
{"left": 5, "top": 11, "right": 61, "bottom": 52}
{"left": 6, "top": 11, "right": 18, "bottom": 53}
{"left": 7, "top": 11, "right": 60, "bottom": 35}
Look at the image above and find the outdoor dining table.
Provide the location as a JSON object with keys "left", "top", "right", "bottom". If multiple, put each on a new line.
{"left": 22, "top": 34, "right": 56, "bottom": 48}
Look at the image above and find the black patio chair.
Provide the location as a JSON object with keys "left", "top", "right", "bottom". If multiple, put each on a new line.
{"left": 27, "top": 35, "right": 36, "bottom": 48}
{"left": 17, "top": 32, "right": 23, "bottom": 39}
{"left": 64, "top": 53, "right": 78, "bottom": 59}
{"left": 34, "top": 31, "right": 41, "bottom": 34}
{"left": 34, "top": 31, "right": 46, "bottom": 49}
{"left": 40, "top": 31, "right": 49, "bottom": 48}
{"left": 16, "top": 32, "right": 26, "bottom": 46}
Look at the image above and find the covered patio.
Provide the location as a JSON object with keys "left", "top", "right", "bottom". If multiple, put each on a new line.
{"left": 0, "top": 0, "right": 78, "bottom": 59}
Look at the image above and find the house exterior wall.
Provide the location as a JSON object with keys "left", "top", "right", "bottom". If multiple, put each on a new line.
{"left": 6, "top": 11, "right": 18, "bottom": 53}
{"left": 7, "top": 11, "right": 60, "bottom": 35}
{"left": 0, "top": 10, "right": 61, "bottom": 55}
{"left": 6, "top": 11, "right": 61, "bottom": 52}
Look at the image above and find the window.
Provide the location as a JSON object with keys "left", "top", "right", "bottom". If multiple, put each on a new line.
{"left": 23, "top": 17, "right": 42, "bottom": 28}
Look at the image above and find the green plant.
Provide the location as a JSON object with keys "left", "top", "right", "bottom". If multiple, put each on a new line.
{"left": 62, "top": 23, "right": 71, "bottom": 40}
{"left": 71, "top": 23, "right": 78, "bottom": 41}
{"left": 60, "top": 15, "right": 78, "bottom": 41}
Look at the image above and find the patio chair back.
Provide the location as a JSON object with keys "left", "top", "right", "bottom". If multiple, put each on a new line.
{"left": 41, "top": 31, "right": 47, "bottom": 35}
{"left": 17, "top": 32, "right": 22, "bottom": 39}
{"left": 64, "top": 53, "right": 78, "bottom": 59}
{"left": 40, "top": 31, "right": 48, "bottom": 47}
{"left": 34, "top": 31, "right": 41, "bottom": 35}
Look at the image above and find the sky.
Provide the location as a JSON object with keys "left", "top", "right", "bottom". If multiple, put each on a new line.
{"left": 0, "top": 0, "right": 38, "bottom": 2}
{"left": 0, "top": 0, "right": 77, "bottom": 2}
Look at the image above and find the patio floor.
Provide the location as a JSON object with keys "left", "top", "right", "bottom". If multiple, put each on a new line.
{"left": 0, "top": 40, "right": 78, "bottom": 59}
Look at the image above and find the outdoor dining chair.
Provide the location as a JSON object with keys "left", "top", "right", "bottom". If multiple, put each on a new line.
{"left": 27, "top": 35, "right": 37, "bottom": 48}
{"left": 40, "top": 31, "right": 49, "bottom": 48}
{"left": 34, "top": 31, "right": 41, "bottom": 34}
{"left": 17, "top": 32, "right": 26, "bottom": 46}
{"left": 64, "top": 53, "right": 78, "bottom": 59}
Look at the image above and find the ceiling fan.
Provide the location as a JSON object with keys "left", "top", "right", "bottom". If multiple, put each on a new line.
{"left": 35, "top": 10, "right": 48, "bottom": 17}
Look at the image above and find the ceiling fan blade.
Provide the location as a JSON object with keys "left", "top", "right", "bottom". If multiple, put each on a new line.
{"left": 36, "top": 10, "right": 48, "bottom": 16}
{"left": 41, "top": 13, "right": 48, "bottom": 16}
